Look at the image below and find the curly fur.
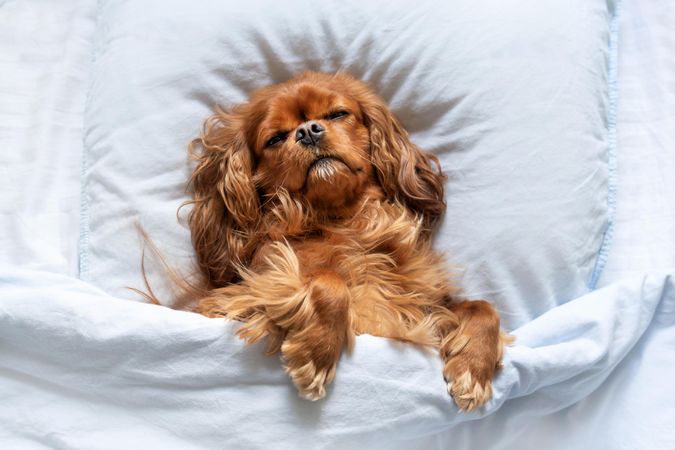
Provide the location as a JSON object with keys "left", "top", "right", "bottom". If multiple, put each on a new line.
{"left": 172, "top": 72, "right": 508, "bottom": 409}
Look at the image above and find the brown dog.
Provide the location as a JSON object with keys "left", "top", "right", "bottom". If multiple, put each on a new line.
{"left": 189, "top": 72, "right": 507, "bottom": 410}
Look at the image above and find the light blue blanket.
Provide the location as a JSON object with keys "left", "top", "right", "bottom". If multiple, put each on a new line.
{"left": 1, "top": 267, "right": 673, "bottom": 448}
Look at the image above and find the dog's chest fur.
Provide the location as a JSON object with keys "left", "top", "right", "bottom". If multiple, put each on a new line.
{"left": 249, "top": 198, "right": 454, "bottom": 344}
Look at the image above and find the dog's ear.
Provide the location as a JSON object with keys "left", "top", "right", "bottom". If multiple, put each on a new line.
{"left": 187, "top": 106, "right": 260, "bottom": 287}
{"left": 356, "top": 86, "right": 446, "bottom": 228}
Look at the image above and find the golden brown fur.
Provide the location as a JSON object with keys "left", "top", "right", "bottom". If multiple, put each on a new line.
{"left": 187, "top": 72, "right": 508, "bottom": 410}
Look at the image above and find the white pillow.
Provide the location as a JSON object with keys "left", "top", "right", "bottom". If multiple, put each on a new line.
{"left": 82, "top": 0, "right": 618, "bottom": 330}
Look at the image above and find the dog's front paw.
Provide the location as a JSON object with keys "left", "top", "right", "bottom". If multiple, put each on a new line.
{"left": 446, "top": 370, "right": 493, "bottom": 412}
{"left": 440, "top": 301, "right": 511, "bottom": 411}
{"left": 281, "top": 326, "right": 344, "bottom": 401}
{"left": 443, "top": 332, "right": 513, "bottom": 411}
{"left": 284, "top": 357, "right": 336, "bottom": 401}
{"left": 442, "top": 333, "right": 504, "bottom": 411}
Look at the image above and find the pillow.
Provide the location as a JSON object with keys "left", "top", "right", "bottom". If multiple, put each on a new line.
{"left": 81, "top": 0, "right": 618, "bottom": 330}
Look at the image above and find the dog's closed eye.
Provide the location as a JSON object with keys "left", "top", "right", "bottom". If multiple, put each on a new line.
{"left": 327, "top": 110, "right": 349, "bottom": 120}
{"left": 266, "top": 132, "right": 289, "bottom": 148}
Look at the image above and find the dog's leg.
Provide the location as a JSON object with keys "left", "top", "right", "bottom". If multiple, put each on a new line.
{"left": 440, "top": 300, "right": 507, "bottom": 411}
{"left": 197, "top": 243, "right": 352, "bottom": 399}
{"left": 281, "top": 270, "right": 353, "bottom": 401}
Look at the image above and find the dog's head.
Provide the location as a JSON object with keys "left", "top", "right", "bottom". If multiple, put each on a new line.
{"left": 189, "top": 72, "right": 445, "bottom": 286}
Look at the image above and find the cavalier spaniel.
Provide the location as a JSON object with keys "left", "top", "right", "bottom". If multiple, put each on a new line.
{"left": 188, "top": 72, "right": 508, "bottom": 411}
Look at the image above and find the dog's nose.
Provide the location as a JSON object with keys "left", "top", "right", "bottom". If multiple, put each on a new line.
{"left": 295, "top": 121, "right": 325, "bottom": 146}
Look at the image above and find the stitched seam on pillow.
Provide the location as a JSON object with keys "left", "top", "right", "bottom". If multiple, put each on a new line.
{"left": 78, "top": 0, "right": 102, "bottom": 281}
{"left": 589, "top": 0, "right": 622, "bottom": 290}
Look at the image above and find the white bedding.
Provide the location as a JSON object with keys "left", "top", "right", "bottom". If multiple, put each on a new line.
{"left": 1, "top": 267, "right": 672, "bottom": 449}
{"left": 597, "top": 0, "right": 675, "bottom": 285}
{"left": 0, "top": 0, "right": 94, "bottom": 276}
{"left": 1, "top": 0, "right": 674, "bottom": 448}
{"left": 501, "top": 3, "right": 675, "bottom": 447}
{"left": 82, "top": 0, "right": 615, "bottom": 329}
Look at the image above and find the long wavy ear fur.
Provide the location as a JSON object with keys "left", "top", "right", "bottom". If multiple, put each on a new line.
{"left": 187, "top": 105, "right": 260, "bottom": 288}
{"left": 347, "top": 78, "right": 445, "bottom": 229}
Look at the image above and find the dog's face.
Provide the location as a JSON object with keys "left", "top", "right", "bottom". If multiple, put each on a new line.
{"left": 188, "top": 72, "right": 445, "bottom": 286}
{"left": 250, "top": 80, "right": 373, "bottom": 209}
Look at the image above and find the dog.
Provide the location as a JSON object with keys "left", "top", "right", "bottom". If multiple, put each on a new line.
{"left": 189, "top": 72, "right": 507, "bottom": 411}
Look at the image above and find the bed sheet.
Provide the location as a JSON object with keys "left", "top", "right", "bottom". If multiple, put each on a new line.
{"left": 0, "top": 0, "right": 95, "bottom": 276}
{"left": 596, "top": 0, "right": 675, "bottom": 286}
{"left": 469, "top": 1, "right": 675, "bottom": 448}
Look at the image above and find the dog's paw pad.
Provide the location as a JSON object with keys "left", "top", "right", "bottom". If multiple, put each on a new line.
{"left": 447, "top": 371, "right": 493, "bottom": 411}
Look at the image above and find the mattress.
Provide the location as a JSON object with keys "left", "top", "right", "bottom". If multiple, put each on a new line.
{"left": 1, "top": 0, "right": 673, "bottom": 448}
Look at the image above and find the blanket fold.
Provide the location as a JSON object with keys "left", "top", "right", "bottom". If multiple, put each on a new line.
{"left": 1, "top": 267, "right": 672, "bottom": 449}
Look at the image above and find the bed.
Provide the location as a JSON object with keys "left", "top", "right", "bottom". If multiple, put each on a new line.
{"left": 1, "top": 0, "right": 673, "bottom": 448}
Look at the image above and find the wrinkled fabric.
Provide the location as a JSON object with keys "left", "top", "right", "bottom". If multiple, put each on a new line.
{"left": 0, "top": 267, "right": 672, "bottom": 449}
{"left": 0, "top": 0, "right": 95, "bottom": 275}
{"left": 82, "top": 0, "right": 616, "bottom": 328}
{"left": 2, "top": 0, "right": 675, "bottom": 449}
